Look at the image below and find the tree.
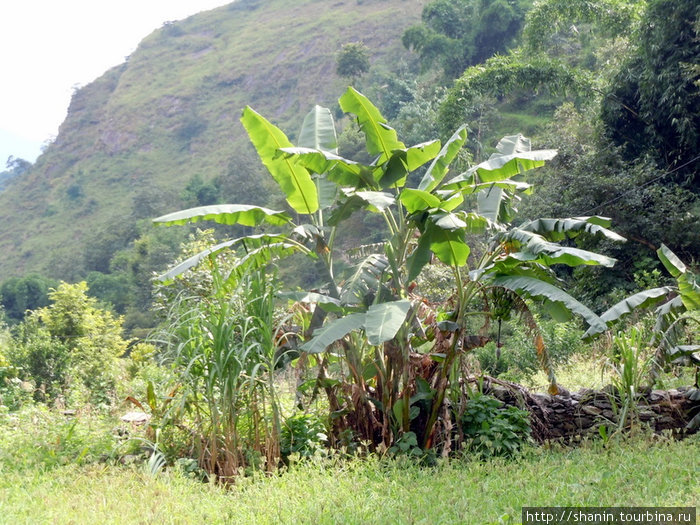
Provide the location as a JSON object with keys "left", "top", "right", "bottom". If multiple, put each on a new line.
{"left": 437, "top": 0, "right": 698, "bottom": 296}
{"left": 0, "top": 274, "right": 57, "bottom": 324}
{"left": 1, "top": 156, "right": 32, "bottom": 190}
{"left": 439, "top": 51, "right": 592, "bottom": 136}
{"left": 519, "top": 104, "right": 700, "bottom": 302}
{"left": 600, "top": 0, "right": 700, "bottom": 184}
{"left": 403, "top": 0, "right": 532, "bottom": 78}
{"left": 522, "top": 0, "right": 640, "bottom": 54}
{"left": 181, "top": 174, "right": 221, "bottom": 207}
{"left": 336, "top": 42, "right": 370, "bottom": 80}
{"left": 154, "top": 88, "right": 621, "bottom": 454}
{"left": 13, "top": 282, "right": 129, "bottom": 404}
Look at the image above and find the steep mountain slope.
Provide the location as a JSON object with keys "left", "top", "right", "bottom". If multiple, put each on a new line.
{"left": 0, "top": 0, "right": 426, "bottom": 280}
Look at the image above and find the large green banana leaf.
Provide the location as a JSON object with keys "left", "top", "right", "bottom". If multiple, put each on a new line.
{"left": 156, "top": 233, "right": 291, "bottom": 283}
{"left": 153, "top": 204, "right": 291, "bottom": 227}
{"left": 339, "top": 87, "right": 405, "bottom": 164}
{"left": 498, "top": 229, "right": 617, "bottom": 267}
{"left": 583, "top": 286, "right": 676, "bottom": 338}
{"left": 241, "top": 106, "right": 318, "bottom": 214}
{"left": 298, "top": 105, "right": 337, "bottom": 153}
{"left": 340, "top": 254, "right": 390, "bottom": 306}
{"left": 300, "top": 312, "right": 367, "bottom": 354}
{"left": 301, "top": 300, "right": 412, "bottom": 353}
{"left": 492, "top": 275, "right": 606, "bottom": 332}
{"left": 364, "top": 301, "right": 412, "bottom": 346}
{"left": 658, "top": 244, "right": 700, "bottom": 311}
{"left": 519, "top": 217, "right": 626, "bottom": 243}
{"left": 418, "top": 125, "right": 468, "bottom": 192}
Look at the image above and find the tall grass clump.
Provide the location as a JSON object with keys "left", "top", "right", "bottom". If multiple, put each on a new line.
{"left": 157, "top": 263, "right": 286, "bottom": 481}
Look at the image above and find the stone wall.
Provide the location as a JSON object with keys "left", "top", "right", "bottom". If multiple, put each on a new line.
{"left": 481, "top": 379, "right": 700, "bottom": 442}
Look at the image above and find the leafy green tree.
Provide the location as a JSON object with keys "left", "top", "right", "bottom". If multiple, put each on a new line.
{"left": 85, "top": 271, "right": 132, "bottom": 314}
{"left": 403, "top": 0, "right": 532, "bottom": 78}
{"left": 336, "top": 42, "right": 371, "bottom": 80}
{"left": 522, "top": 0, "right": 641, "bottom": 55}
{"left": 439, "top": 51, "right": 593, "bottom": 136}
{"left": 520, "top": 104, "right": 700, "bottom": 303}
{"left": 600, "top": 0, "right": 700, "bottom": 183}
{"left": 0, "top": 274, "right": 57, "bottom": 324}
{"left": 13, "top": 282, "right": 129, "bottom": 404}
{"left": 438, "top": 0, "right": 698, "bottom": 302}
{"left": 181, "top": 174, "right": 221, "bottom": 207}
{"left": 3, "top": 156, "right": 32, "bottom": 175}
{"left": 0, "top": 156, "right": 32, "bottom": 191}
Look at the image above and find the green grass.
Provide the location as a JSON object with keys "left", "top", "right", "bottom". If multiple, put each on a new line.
{"left": 1, "top": 345, "right": 698, "bottom": 525}
{"left": 0, "top": 435, "right": 697, "bottom": 524}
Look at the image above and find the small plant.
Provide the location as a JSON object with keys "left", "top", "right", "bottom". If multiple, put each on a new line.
{"left": 460, "top": 392, "right": 531, "bottom": 458}
{"left": 388, "top": 431, "right": 422, "bottom": 457}
{"left": 280, "top": 413, "right": 328, "bottom": 461}
{"left": 606, "top": 326, "right": 653, "bottom": 431}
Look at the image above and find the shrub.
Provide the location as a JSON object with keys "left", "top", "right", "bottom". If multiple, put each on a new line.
{"left": 473, "top": 317, "right": 587, "bottom": 383}
{"left": 280, "top": 413, "right": 328, "bottom": 461}
{"left": 460, "top": 392, "right": 531, "bottom": 458}
{"left": 11, "top": 282, "right": 128, "bottom": 406}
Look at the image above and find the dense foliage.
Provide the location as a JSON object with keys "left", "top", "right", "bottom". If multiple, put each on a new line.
{"left": 9, "top": 282, "right": 128, "bottom": 405}
{"left": 152, "top": 88, "right": 635, "bottom": 469}
{"left": 0, "top": 0, "right": 697, "bottom": 496}
{"left": 403, "top": 0, "right": 533, "bottom": 77}
{"left": 600, "top": 0, "right": 700, "bottom": 182}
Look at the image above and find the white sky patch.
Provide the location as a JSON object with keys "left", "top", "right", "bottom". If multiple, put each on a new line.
{"left": 0, "top": 0, "right": 231, "bottom": 165}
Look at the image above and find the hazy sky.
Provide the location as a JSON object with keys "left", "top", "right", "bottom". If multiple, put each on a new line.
{"left": 0, "top": 0, "right": 232, "bottom": 166}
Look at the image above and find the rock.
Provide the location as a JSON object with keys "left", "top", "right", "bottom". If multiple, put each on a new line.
{"left": 580, "top": 406, "right": 602, "bottom": 416}
{"left": 121, "top": 411, "right": 150, "bottom": 424}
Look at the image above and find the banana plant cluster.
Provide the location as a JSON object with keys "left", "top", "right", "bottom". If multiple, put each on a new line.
{"left": 154, "top": 87, "right": 625, "bottom": 451}
{"left": 585, "top": 244, "right": 700, "bottom": 385}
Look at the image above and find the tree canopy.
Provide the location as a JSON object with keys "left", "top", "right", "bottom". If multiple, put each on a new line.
{"left": 600, "top": 0, "right": 700, "bottom": 185}
{"left": 403, "top": 0, "right": 532, "bottom": 78}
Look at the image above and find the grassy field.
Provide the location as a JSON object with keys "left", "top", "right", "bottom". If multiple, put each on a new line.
{"left": 1, "top": 416, "right": 697, "bottom": 524}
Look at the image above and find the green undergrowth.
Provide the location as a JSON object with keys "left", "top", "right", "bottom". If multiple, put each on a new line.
{"left": 0, "top": 405, "right": 131, "bottom": 472}
{"left": 0, "top": 434, "right": 697, "bottom": 524}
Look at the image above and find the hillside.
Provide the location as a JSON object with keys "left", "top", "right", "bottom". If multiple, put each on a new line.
{"left": 0, "top": 0, "right": 426, "bottom": 280}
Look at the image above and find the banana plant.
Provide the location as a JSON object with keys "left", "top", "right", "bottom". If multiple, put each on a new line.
{"left": 154, "top": 87, "right": 622, "bottom": 452}
{"left": 584, "top": 244, "right": 700, "bottom": 381}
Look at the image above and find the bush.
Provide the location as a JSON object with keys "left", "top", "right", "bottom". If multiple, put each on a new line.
{"left": 11, "top": 282, "right": 129, "bottom": 406}
{"left": 460, "top": 392, "right": 531, "bottom": 458}
{"left": 280, "top": 413, "right": 328, "bottom": 461}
